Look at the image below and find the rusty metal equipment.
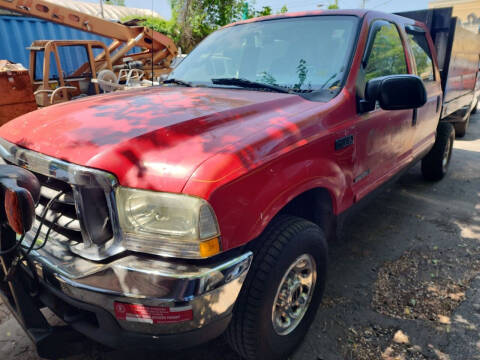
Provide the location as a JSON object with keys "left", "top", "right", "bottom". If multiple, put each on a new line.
{"left": 0, "top": 0, "right": 179, "bottom": 110}
{"left": 28, "top": 40, "right": 114, "bottom": 106}
{"left": 0, "top": 60, "right": 37, "bottom": 124}
{"left": 27, "top": 39, "right": 158, "bottom": 106}
{"left": 0, "top": 0, "right": 177, "bottom": 75}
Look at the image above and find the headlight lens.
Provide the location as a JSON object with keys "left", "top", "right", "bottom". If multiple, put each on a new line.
{"left": 116, "top": 187, "right": 220, "bottom": 258}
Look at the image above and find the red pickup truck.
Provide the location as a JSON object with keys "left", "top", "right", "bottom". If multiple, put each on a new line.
{"left": 0, "top": 9, "right": 455, "bottom": 360}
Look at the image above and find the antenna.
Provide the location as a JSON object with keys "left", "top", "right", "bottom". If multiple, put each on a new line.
{"left": 151, "top": 0, "right": 154, "bottom": 86}
{"left": 99, "top": 0, "right": 104, "bottom": 18}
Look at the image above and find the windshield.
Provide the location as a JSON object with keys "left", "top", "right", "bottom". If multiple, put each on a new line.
{"left": 169, "top": 15, "right": 359, "bottom": 94}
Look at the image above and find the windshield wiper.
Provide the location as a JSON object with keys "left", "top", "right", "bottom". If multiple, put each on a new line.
{"left": 162, "top": 78, "right": 192, "bottom": 87}
{"left": 320, "top": 73, "right": 340, "bottom": 90}
{"left": 211, "top": 78, "right": 292, "bottom": 94}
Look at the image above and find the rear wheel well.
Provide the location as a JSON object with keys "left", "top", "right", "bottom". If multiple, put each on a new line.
{"left": 278, "top": 188, "right": 336, "bottom": 241}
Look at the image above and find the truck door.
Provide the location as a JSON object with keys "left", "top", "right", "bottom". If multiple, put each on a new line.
{"left": 352, "top": 20, "right": 415, "bottom": 201}
{"left": 405, "top": 25, "right": 442, "bottom": 157}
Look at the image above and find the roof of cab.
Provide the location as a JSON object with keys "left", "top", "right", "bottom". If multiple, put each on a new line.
{"left": 224, "top": 9, "right": 419, "bottom": 28}
{"left": 225, "top": 9, "right": 369, "bottom": 28}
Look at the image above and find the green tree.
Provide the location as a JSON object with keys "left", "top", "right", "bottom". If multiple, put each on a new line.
{"left": 407, "top": 34, "right": 433, "bottom": 79}
{"left": 260, "top": 71, "right": 277, "bottom": 85}
{"left": 170, "top": 0, "right": 244, "bottom": 52}
{"left": 242, "top": 2, "right": 249, "bottom": 19}
{"left": 122, "top": 15, "right": 180, "bottom": 46}
{"left": 104, "top": 0, "right": 125, "bottom": 6}
{"left": 245, "top": 4, "right": 272, "bottom": 18}
{"left": 328, "top": 0, "right": 339, "bottom": 9}
{"left": 257, "top": 6, "right": 272, "bottom": 16}
{"left": 365, "top": 24, "right": 407, "bottom": 81}
{"left": 123, "top": 0, "right": 271, "bottom": 53}
{"left": 294, "top": 59, "right": 308, "bottom": 89}
{"left": 279, "top": 5, "right": 288, "bottom": 13}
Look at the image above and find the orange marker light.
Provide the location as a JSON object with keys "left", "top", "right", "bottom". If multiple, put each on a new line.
{"left": 199, "top": 237, "right": 221, "bottom": 258}
{"left": 4, "top": 189, "right": 25, "bottom": 234}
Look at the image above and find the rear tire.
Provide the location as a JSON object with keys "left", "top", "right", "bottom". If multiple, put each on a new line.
{"left": 421, "top": 122, "right": 455, "bottom": 181}
{"left": 454, "top": 114, "right": 470, "bottom": 138}
{"left": 226, "top": 215, "right": 328, "bottom": 360}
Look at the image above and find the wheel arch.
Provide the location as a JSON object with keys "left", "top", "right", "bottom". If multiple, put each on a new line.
{"left": 277, "top": 187, "right": 336, "bottom": 240}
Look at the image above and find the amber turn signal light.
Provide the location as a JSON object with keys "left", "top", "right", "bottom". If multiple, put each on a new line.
{"left": 4, "top": 188, "right": 35, "bottom": 235}
{"left": 5, "top": 189, "right": 24, "bottom": 234}
{"left": 199, "top": 237, "right": 221, "bottom": 258}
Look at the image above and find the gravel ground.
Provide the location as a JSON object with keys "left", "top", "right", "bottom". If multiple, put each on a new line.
{"left": 0, "top": 114, "right": 479, "bottom": 360}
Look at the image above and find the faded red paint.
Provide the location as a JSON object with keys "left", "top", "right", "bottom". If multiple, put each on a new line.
{"left": 0, "top": 86, "right": 318, "bottom": 193}
{"left": 0, "top": 11, "right": 442, "bottom": 253}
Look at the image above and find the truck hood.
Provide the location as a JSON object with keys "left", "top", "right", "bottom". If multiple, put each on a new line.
{"left": 0, "top": 86, "right": 311, "bottom": 192}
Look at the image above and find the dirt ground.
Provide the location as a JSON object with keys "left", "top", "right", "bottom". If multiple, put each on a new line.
{"left": 0, "top": 114, "right": 479, "bottom": 360}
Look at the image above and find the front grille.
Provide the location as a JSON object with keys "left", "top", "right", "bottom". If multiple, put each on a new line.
{"left": 3, "top": 160, "right": 84, "bottom": 243}
{"left": 34, "top": 172, "right": 83, "bottom": 242}
{"left": 0, "top": 137, "right": 123, "bottom": 261}
{"left": 4, "top": 159, "right": 114, "bottom": 247}
{"left": 30, "top": 169, "right": 115, "bottom": 246}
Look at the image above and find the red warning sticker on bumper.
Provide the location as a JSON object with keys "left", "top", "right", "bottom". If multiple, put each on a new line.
{"left": 114, "top": 302, "right": 193, "bottom": 324}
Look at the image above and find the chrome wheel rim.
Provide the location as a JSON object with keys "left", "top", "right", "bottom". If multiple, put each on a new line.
{"left": 272, "top": 254, "right": 316, "bottom": 336}
{"left": 442, "top": 137, "right": 451, "bottom": 171}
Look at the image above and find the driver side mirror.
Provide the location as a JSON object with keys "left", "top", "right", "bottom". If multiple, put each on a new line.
{"left": 359, "top": 75, "right": 427, "bottom": 113}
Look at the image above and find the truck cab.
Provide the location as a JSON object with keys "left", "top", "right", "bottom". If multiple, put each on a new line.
{"left": 0, "top": 10, "right": 454, "bottom": 360}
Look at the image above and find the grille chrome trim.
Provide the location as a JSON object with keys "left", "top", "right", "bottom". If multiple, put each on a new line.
{"left": 36, "top": 180, "right": 82, "bottom": 240}
{"left": 0, "top": 137, "right": 126, "bottom": 261}
{"left": 35, "top": 203, "right": 81, "bottom": 232}
{"left": 40, "top": 186, "right": 75, "bottom": 205}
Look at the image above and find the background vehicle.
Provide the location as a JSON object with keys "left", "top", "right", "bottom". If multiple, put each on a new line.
{"left": 398, "top": 7, "right": 480, "bottom": 137}
{"left": 0, "top": 10, "right": 454, "bottom": 360}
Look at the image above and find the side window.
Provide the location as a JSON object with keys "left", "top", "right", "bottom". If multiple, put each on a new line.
{"left": 364, "top": 22, "right": 408, "bottom": 81}
{"left": 406, "top": 27, "right": 434, "bottom": 81}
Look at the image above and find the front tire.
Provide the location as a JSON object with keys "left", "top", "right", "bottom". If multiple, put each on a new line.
{"left": 421, "top": 122, "right": 455, "bottom": 181}
{"left": 226, "top": 216, "right": 328, "bottom": 360}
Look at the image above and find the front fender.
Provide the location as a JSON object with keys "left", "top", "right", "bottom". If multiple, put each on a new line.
{"left": 183, "top": 147, "right": 352, "bottom": 252}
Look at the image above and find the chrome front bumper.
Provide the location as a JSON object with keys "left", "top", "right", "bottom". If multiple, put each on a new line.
{"left": 0, "top": 137, "right": 253, "bottom": 336}
{"left": 25, "top": 233, "right": 252, "bottom": 334}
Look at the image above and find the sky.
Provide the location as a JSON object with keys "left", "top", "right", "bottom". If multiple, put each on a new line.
{"left": 83, "top": 0, "right": 431, "bottom": 20}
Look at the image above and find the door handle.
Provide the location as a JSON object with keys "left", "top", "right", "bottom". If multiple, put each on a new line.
{"left": 412, "top": 108, "right": 417, "bottom": 126}
{"left": 436, "top": 95, "right": 441, "bottom": 113}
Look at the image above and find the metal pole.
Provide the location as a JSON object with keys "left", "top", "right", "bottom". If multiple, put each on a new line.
{"left": 99, "top": 0, "right": 105, "bottom": 18}
{"left": 361, "top": 0, "right": 367, "bottom": 8}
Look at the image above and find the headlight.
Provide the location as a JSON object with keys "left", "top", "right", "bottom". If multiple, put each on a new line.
{"left": 116, "top": 187, "right": 221, "bottom": 259}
